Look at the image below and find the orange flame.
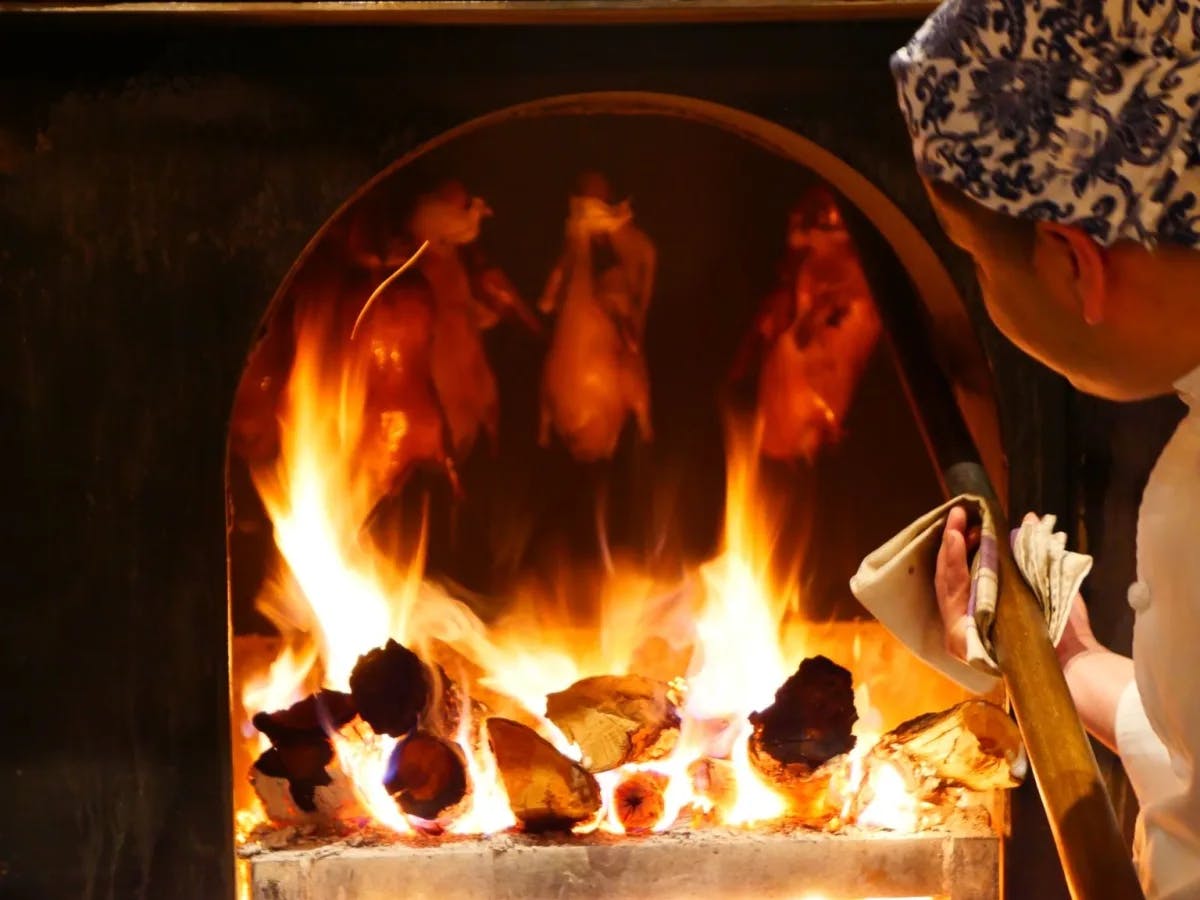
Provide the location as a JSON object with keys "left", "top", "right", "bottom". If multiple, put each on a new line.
{"left": 234, "top": 303, "right": 966, "bottom": 842}
{"left": 854, "top": 760, "right": 921, "bottom": 832}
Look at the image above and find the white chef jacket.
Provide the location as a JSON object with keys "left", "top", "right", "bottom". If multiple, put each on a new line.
{"left": 1114, "top": 365, "right": 1200, "bottom": 900}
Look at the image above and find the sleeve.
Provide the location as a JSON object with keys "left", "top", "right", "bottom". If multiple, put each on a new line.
{"left": 1114, "top": 681, "right": 1200, "bottom": 900}
{"left": 1115, "top": 680, "right": 1184, "bottom": 810}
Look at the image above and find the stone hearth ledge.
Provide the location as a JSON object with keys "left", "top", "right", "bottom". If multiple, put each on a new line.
{"left": 248, "top": 826, "right": 1000, "bottom": 900}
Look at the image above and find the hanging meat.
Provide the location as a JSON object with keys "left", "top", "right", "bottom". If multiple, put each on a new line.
{"left": 230, "top": 208, "right": 455, "bottom": 512}
{"left": 731, "top": 186, "right": 881, "bottom": 462}
{"left": 229, "top": 256, "right": 352, "bottom": 468}
{"left": 538, "top": 172, "right": 655, "bottom": 461}
{"left": 354, "top": 273, "right": 459, "bottom": 501}
{"left": 408, "top": 179, "right": 538, "bottom": 457}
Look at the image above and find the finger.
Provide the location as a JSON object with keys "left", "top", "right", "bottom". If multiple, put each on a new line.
{"left": 945, "top": 504, "right": 968, "bottom": 536}
{"left": 1022, "top": 512, "right": 1038, "bottom": 526}
{"left": 946, "top": 504, "right": 981, "bottom": 554}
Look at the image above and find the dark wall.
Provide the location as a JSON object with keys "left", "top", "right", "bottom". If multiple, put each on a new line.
{"left": 0, "top": 17, "right": 1164, "bottom": 900}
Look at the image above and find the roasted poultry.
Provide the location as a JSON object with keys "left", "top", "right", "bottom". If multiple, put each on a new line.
{"left": 538, "top": 173, "right": 655, "bottom": 461}
{"left": 735, "top": 187, "right": 881, "bottom": 462}
{"left": 354, "top": 274, "right": 458, "bottom": 500}
{"left": 408, "top": 179, "right": 539, "bottom": 458}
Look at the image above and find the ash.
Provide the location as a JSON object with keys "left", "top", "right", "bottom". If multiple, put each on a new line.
{"left": 238, "top": 810, "right": 991, "bottom": 860}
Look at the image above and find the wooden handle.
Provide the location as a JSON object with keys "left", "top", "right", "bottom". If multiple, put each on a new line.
{"left": 947, "top": 463, "right": 1145, "bottom": 900}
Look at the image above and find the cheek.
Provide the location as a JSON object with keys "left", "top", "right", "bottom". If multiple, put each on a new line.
{"left": 971, "top": 262, "right": 1007, "bottom": 325}
{"left": 975, "top": 266, "right": 1036, "bottom": 347}
{"left": 977, "top": 273, "right": 1078, "bottom": 375}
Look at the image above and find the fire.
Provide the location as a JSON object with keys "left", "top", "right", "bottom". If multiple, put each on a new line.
{"left": 233, "top": 304, "right": 956, "bottom": 843}
{"left": 241, "top": 644, "right": 317, "bottom": 750}
{"left": 854, "top": 760, "right": 921, "bottom": 832}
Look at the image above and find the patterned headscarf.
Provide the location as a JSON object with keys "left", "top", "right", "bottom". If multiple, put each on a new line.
{"left": 892, "top": 0, "right": 1200, "bottom": 247}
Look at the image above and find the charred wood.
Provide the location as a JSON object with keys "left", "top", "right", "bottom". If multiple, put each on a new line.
{"left": 384, "top": 730, "right": 470, "bottom": 823}
{"left": 746, "top": 738, "right": 848, "bottom": 824}
{"left": 748, "top": 655, "right": 857, "bottom": 770}
{"left": 251, "top": 690, "right": 357, "bottom": 745}
{"left": 250, "top": 743, "right": 357, "bottom": 824}
{"left": 250, "top": 690, "right": 360, "bottom": 821}
{"left": 746, "top": 656, "right": 857, "bottom": 823}
{"left": 349, "top": 639, "right": 430, "bottom": 737}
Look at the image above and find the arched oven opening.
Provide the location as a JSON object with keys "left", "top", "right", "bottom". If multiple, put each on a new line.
{"left": 228, "top": 93, "right": 1012, "bottom": 900}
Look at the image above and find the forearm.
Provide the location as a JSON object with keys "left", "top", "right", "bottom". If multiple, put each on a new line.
{"left": 1058, "top": 644, "right": 1135, "bottom": 752}
{"left": 1049, "top": 601, "right": 1184, "bottom": 831}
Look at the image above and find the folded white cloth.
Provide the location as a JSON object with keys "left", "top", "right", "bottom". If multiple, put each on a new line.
{"left": 849, "top": 495, "right": 1093, "bottom": 693}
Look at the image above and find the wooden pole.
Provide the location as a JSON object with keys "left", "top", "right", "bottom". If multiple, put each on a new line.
{"left": 847, "top": 212, "right": 1144, "bottom": 900}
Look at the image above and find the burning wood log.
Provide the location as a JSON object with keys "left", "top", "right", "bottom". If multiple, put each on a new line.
{"left": 250, "top": 756, "right": 358, "bottom": 826}
{"left": 251, "top": 690, "right": 358, "bottom": 739}
{"left": 671, "top": 757, "right": 739, "bottom": 828}
{"left": 384, "top": 730, "right": 470, "bottom": 823}
{"left": 870, "top": 699, "right": 1027, "bottom": 793}
{"left": 747, "top": 656, "right": 857, "bottom": 822}
{"left": 349, "top": 639, "right": 431, "bottom": 737}
{"left": 485, "top": 717, "right": 601, "bottom": 832}
{"left": 748, "top": 656, "right": 858, "bottom": 770}
{"left": 251, "top": 742, "right": 354, "bottom": 822}
{"left": 545, "top": 675, "right": 681, "bottom": 773}
{"left": 746, "top": 742, "right": 847, "bottom": 824}
{"left": 613, "top": 771, "right": 669, "bottom": 834}
{"left": 250, "top": 690, "right": 360, "bottom": 823}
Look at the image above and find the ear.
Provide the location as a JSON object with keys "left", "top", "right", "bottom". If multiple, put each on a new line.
{"left": 1034, "top": 222, "right": 1107, "bottom": 325}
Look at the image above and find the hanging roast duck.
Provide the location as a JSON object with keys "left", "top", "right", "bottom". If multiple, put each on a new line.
{"left": 731, "top": 186, "right": 881, "bottom": 462}
{"left": 407, "top": 179, "right": 540, "bottom": 459}
{"left": 538, "top": 172, "right": 655, "bottom": 462}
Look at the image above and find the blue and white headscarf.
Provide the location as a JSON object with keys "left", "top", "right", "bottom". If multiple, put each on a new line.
{"left": 892, "top": 0, "right": 1200, "bottom": 247}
